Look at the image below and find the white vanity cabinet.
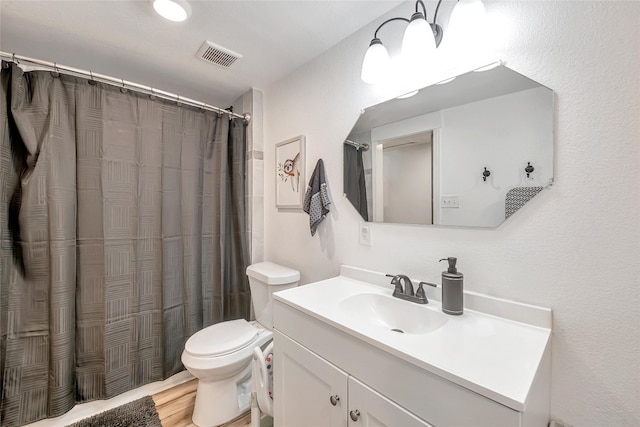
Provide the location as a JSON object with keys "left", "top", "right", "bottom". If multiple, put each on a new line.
{"left": 348, "top": 374, "right": 432, "bottom": 427}
{"left": 274, "top": 331, "right": 347, "bottom": 427}
{"left": 274, "top": 331, "right": 432, "bottom": 427}
{"left": 272, "top": 267, "right": 552, "bottom": 427}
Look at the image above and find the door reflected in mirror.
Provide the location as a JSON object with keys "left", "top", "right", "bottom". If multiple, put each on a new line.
{"left": 343, "top": 65, "right": 554, "bottom": 228}
{"left": 377, "top": 131, "right": 433, "bottom": 225}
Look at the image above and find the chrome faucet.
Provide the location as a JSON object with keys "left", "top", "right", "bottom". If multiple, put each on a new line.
{"left": 385, "top": 274, "right": 435, "bottom": 304}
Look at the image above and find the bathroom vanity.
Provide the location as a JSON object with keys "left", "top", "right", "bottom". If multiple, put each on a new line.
{"left": 272, "top": 266, "right": 551, "bottom": 427}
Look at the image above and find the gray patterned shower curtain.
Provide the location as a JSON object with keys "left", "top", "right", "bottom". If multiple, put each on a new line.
{"left": 0, "top": 63, "right": 250, "bottom": 426}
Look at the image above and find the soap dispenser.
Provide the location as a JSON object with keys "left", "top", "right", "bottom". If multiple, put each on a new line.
{"left": 439, "top": 257, "right": 463, "bottom": 315}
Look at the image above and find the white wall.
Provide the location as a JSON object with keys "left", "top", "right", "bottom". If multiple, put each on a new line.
{"left": 232, "top": 89, "right": 265, "bottom": 264}
{"left": 263, "top": 1, "right": 639, "bottom": 426}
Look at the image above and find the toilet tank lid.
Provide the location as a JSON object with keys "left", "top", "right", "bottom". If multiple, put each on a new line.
{"left": 185, "top": 319, "right": 257, "bottom": 357}
{"left": 246, "top": 262, "right": 300, "bottom": 285}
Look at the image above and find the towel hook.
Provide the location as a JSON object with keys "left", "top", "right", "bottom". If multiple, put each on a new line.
{"left": 525, "top": 162, "right": 534, "bottom": 178}
{"left": 482, "top": 167, "right": 491, "bottom": 182}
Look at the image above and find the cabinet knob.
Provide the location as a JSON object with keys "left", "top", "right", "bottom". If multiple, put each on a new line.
{"left": 329, "top": 395, "right": 340, "bottom": 406}
{"left": 349, "top": 409, "right": 361, "bottom": 421}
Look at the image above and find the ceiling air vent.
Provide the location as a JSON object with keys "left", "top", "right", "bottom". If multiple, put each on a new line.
{"left": 196, "top": 41, "right": 242, "bottom": 68}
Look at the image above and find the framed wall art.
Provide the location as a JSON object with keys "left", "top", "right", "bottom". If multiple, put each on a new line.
{"left": 275, "top": 135, "right": 305, "bottom": 208}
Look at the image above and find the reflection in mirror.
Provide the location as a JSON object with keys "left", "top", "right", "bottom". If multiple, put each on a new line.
{"left": 344, "top": 64, "right": 554, "bottom": 228}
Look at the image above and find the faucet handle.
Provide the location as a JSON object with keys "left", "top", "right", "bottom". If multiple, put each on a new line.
{"left": 418, "top": 281, "right": 437, "bottom": 288}
{"left": 386, "top": 274, "right": 404, "bottom": 293}
{"left": 416, "top": 282, "right": 437, "bottom": 303}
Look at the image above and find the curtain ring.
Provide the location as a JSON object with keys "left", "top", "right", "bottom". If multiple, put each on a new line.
{"left": 51, "top": 62, "right": 60, "bottom": 78}
{"left": 149, "top": 88, "right": 156, "bottom": 101}
{"left": 12, "top": 53, "right": 19, "bottom": 64}
{"left": 88, "top": 71, "right": 97, "bottom": 86}
{"left": 120, "top": 78, "right": 128, "bottom": 93}
{"left": 200, "top": 102, "right": 207, "bottom": 113}
{"left": 176, "top": 95, "right": 183, "bottom": 107}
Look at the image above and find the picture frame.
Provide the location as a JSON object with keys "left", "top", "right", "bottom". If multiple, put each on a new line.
{"left": 275, "top": 135, "right": 306, "bottom": 209}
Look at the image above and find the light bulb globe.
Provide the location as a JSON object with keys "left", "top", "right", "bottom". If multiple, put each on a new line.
{"left": 361, "top": 39, "right": 391, "bottom": 84}
{"left": 401, "top": 12, "right": 436, "bottom": 65}
{"left": 447, "top": 0, "right": 488, "bottom": 47}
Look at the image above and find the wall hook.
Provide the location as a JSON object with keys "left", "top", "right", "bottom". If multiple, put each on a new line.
{"left": 482, "top": 167, "right": 491, "bottom": 182}
{"left": 525, "top": 162, "right": 534, "bottom": 178}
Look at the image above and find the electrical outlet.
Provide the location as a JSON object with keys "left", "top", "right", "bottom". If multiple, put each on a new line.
{"left": 441, "top": 195, "right": 459, "bottom": 208}
{"left": 359, "top": 223, "right": 372, "bottom": 246}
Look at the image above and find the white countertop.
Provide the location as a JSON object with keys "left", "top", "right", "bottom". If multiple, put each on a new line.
{"left": 273, "top": 269, "right": 552, "bottom": 411}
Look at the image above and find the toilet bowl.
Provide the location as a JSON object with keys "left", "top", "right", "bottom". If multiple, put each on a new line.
{"left": 181, "top": 262, "right": 300, "bottom": 427}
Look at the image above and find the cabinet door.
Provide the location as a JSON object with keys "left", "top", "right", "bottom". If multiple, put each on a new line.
{"left": 274, "top": 331, "right": 348, "bottom": 427}
{"left": 348, "top": 377, "right": 433, "bottom": 427}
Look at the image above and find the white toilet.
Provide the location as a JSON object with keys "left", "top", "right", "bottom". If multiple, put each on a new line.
{"left": 181, "top": 262, "right": 300, "bottom": 427}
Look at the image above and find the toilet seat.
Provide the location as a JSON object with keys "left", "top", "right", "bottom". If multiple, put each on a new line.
{"left": 185, "top": 319, "right": 258, "bottom": 357}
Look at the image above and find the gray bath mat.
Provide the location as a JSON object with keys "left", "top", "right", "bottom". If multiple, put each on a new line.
{"left": 67, "top": 395, "right": 162, "bottom": 427}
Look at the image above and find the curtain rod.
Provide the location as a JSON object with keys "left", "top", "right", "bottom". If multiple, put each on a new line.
{"left": 344, "top": 139, "right": 369, "bottom": 151}
{"left": 0, "top": 51, "right": 250, "bottom": 122}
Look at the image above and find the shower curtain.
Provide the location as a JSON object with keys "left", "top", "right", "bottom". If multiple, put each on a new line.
{"left": 343, "top": 143, "right": 368, "bottom": 221}
{"left": 0, "top": 63, "right": 250, "bottom": 426}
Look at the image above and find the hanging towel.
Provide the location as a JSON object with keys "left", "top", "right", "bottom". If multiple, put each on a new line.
{"left": 303, "top": 159, "right": 331, "bottom": 236}
{"left": 343, "top": 143, "right": 369, "bottom": 221}
{"left": 505, "top": 186, "right": 543, "bottom": 219}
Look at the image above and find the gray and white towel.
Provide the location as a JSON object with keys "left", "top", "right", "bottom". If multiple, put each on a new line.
{"left": 303, "top": 159, "right": 331, "bottom": 236}
{"left": 505, "top": 186, "right": 543, "bottom": 219}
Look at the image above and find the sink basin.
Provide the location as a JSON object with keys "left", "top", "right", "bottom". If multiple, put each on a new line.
{"left": 338, "top": 292, "right": 447, "bottom": 335}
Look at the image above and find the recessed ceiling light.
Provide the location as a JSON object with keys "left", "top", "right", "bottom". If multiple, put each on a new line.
{"left": 152, "top": 0, "right": 191, "bottom": 22}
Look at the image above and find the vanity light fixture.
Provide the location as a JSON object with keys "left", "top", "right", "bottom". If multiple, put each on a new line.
{"left": 361, "top": 0, "right": 488, "bottom": 84}
{"left": 152, "top": 0, "right": 191, "bottom": 22}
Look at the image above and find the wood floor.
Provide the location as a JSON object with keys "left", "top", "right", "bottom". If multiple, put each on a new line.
{"left": 152, "top": 379, "right": 254, "bottom": 427}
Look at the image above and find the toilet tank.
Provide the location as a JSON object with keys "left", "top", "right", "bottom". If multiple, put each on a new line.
{"left": 246, "top": 262, "right": 300, "bottom": 330}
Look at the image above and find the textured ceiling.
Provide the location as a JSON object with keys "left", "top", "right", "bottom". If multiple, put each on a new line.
{"left": 0, "top": 0, "right": 405, "bottom": 107}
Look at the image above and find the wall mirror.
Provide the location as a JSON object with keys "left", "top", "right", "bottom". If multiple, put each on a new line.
{"left": 343, "top": 64, "right": 554, "bottom": 228}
